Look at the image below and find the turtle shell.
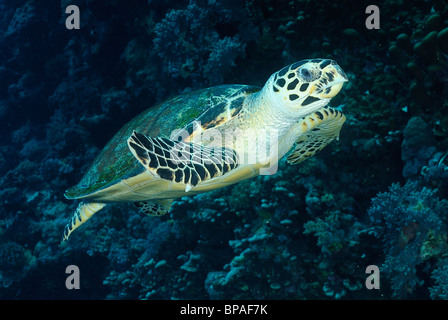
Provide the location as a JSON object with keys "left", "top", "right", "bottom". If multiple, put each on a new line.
{"left": 65, "top": 84, "right": 260, "bottom": 199}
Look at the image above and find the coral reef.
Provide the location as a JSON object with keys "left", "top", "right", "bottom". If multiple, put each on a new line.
{"left": 401, "top": 116, "right": 437, "bottom": 178}
{"left": 153, "top": 0, "right": 257, "bottom": 87}
{"left": 0, "top": 0, "right": 447, "bottom": 300}
{"left": 368, "top": 181, "right": 448, "bottom": 298}
{"left": 430, "top": 258, "right": 448, "bottom": 300}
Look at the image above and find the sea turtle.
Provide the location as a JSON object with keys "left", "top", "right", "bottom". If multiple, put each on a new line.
{"left": 62, "top": 58, "right": 348, "bottom": 241}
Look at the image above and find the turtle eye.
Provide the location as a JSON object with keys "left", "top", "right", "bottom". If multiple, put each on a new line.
{"left": 299, "top": 68, "right": 313, "bottom": 82}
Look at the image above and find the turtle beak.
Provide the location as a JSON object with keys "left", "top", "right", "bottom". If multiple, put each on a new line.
{"left": 320, "top": 79, "right": 346, "bottom": 98}
{"left": 319, "top": 64, "right": 348, "bottom": 99}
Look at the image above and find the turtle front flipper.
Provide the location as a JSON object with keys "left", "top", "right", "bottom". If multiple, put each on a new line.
{"left": 287, "top": 107, "right": 346, "bottom": 165}
{"left": 62, "top": 202, "right": 106, "bottom": 242}
{"left": 127, "top": 131, "right": 238, "bottom": 192}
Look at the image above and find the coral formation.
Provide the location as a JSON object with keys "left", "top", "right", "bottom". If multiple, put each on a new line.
{"left": 153, "top": 0, "right": 257, "bottom": 86}
{"left": 368, "top": 181, "right": 448, "bottom": 298}
{"left": 0, "top": 0, "right": 447, "bottom": 300}
{"left": 401, "top": 116, "right": 437, "bottom": 178}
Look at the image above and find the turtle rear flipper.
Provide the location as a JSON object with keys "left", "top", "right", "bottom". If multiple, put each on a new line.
{"left": 134, "top": 198, "right": 174, "bottom": 217}
{"left": 287, "top": 107, "right": 345, "bottom": 164}
{"left": 62, "top": 202, "right": 106, "bottom": 242}
{"left": 127, "top": 131, "right": 238, "bottom": 192}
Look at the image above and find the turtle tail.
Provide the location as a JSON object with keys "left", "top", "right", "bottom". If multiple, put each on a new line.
{"left": 62, "top": 202, "right": 106, "bottom": 242}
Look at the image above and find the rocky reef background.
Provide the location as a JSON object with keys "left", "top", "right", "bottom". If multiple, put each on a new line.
{"left": 1, "top": 0, "right": 448, "bottom": 299}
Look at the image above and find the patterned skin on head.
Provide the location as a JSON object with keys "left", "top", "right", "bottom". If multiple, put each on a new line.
{"left": 270, "top": 59, "right": 347, "bottom": 111}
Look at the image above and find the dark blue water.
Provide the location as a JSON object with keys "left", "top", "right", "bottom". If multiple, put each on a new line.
{"left": 1, "top": 0, "right": 448, "bottom": 300}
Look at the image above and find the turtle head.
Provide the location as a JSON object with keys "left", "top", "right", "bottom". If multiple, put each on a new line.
{"left": 266, "top": 59, "right": 348, "bottom": 117}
